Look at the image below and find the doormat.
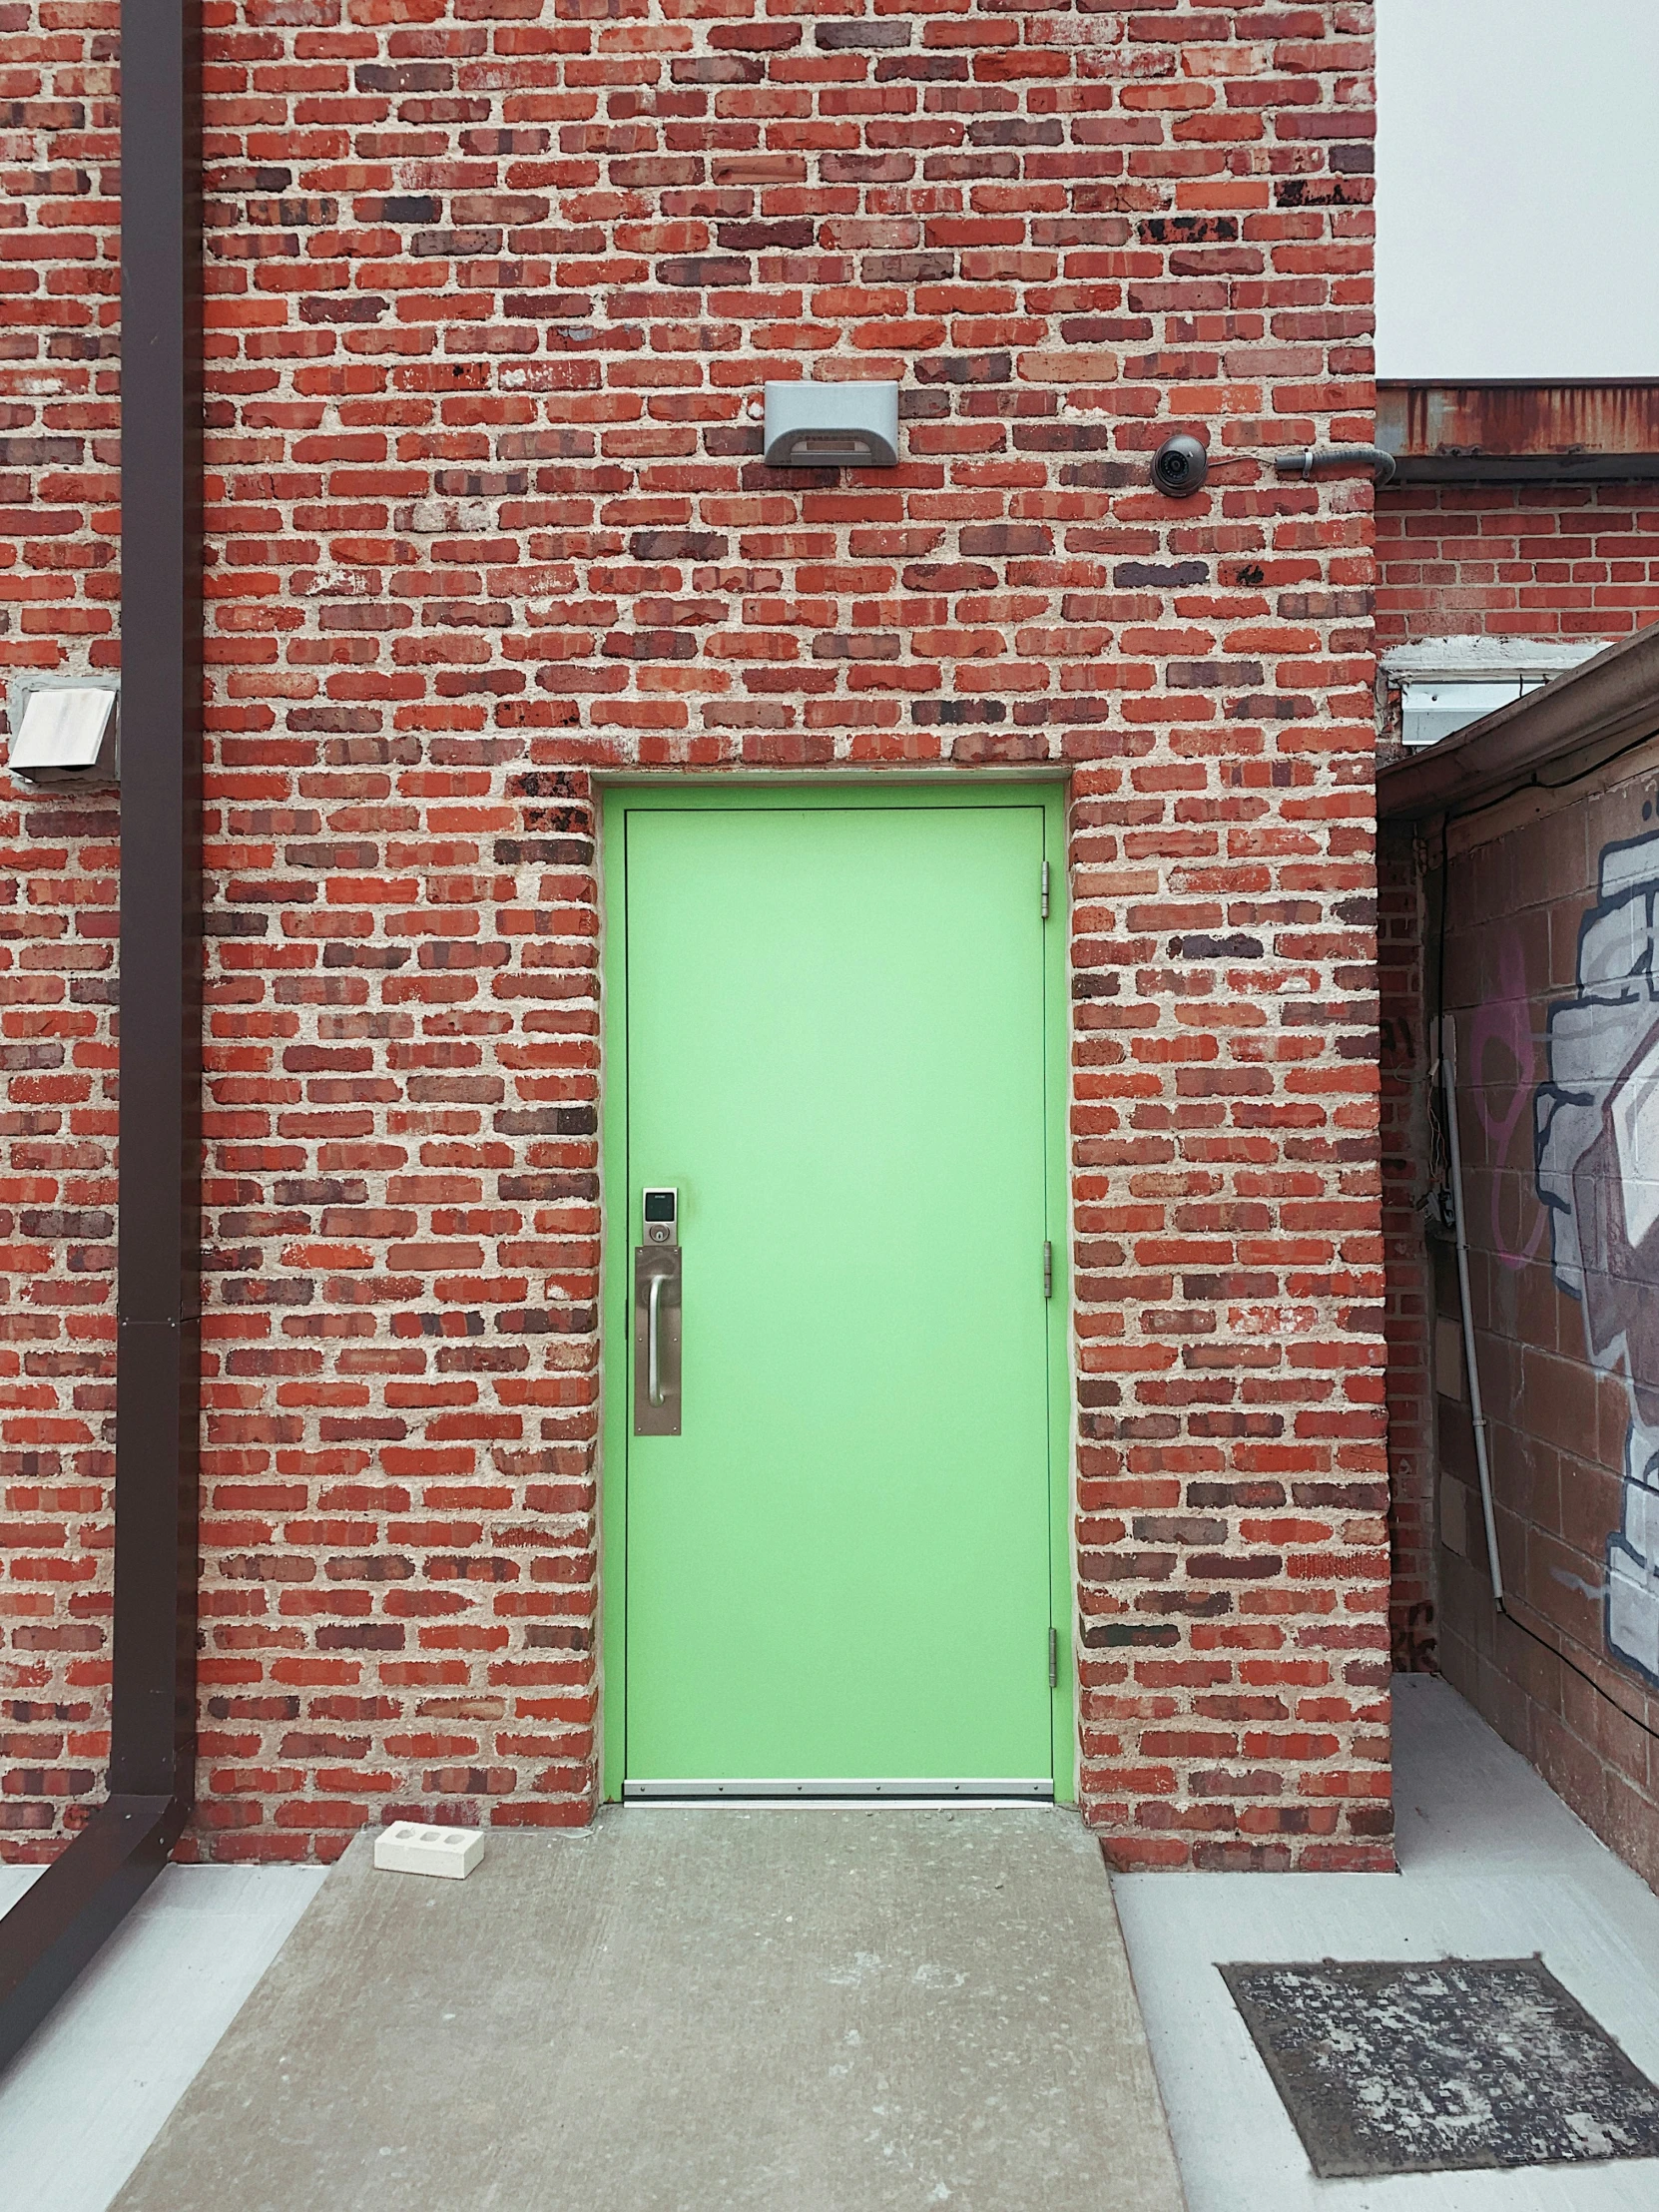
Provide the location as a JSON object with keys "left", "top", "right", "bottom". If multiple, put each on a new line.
{"left": 1221, "top": 1956, "right": 1659, "bottom": 2178}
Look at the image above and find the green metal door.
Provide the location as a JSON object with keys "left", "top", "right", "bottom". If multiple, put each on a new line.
{"left": 605, "top": 789, "right": 1066, "bottom": 1795}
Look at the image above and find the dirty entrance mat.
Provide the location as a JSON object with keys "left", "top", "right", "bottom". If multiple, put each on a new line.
{"left": 1221, "top": 1956, "right": 1659, "bottom": 2178}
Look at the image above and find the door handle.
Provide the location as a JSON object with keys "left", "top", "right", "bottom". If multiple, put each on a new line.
{"left": 634, "top": 1243, "right": 681, "bottom": 1435}
{"left": 648, "top": 1270, "right": 666, "bottom": 1406}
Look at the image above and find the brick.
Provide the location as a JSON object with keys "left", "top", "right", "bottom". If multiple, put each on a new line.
{"left": 1376, "top": 483, "right": 1659, "bottom": 649}
{"left": 0, "top": 0, "right": 1392, "bottom": 1877}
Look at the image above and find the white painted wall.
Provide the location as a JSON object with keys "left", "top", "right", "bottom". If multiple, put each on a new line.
{"left": 1378, "top": 0, "right": 1659, "bottom": 379}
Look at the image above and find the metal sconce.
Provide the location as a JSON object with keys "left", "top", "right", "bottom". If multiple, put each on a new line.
{"left": 763, "top": 382, "right": 900, "bottom": 468}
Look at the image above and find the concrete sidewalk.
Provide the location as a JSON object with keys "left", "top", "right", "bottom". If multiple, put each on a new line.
{"left": 1118, "top": 1675, "right": 1659, "bottom": 2211}
{"left": 0, "top": 1862, "right": 324, "bottom": 2212}
{"left": 112, "top": 1806, "right": 1183, "bottom": 2212}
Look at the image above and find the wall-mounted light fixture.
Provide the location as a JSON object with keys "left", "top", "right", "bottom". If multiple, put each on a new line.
{"left": 764, "top": 381, "right": 899, "bottom": 468}
{"left": 6, "top": 680, "right": 121, "bottom": 788}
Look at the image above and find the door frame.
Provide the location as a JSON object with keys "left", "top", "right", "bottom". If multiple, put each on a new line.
{"left": 597, "top": 779, "right": 1075, "bottom": 1803}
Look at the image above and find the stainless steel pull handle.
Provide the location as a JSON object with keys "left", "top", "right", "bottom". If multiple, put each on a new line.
{"left": 634, "top": 1242, "right": 680, "bottom": 1435}
{"left": 648, "top": 1270, "right": 666, "bottom": 1405}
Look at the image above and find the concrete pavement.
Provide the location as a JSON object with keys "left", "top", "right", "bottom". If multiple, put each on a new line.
{"left": 111, "top": 1805, "right": 1184, "bottom": 2212}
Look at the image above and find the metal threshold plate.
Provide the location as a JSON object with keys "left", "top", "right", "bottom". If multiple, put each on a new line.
{"left": 624, "top": 1779, "right": 1053, "bottom": 1803}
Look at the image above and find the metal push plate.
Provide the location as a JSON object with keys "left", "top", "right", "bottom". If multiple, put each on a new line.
{"left": 633, "top": 1244, "right": 682, "bottom": 1434}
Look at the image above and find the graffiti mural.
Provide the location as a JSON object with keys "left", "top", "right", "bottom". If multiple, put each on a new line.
{"left": 1535, "top": 829, "right": 1659, "bottom": 1688}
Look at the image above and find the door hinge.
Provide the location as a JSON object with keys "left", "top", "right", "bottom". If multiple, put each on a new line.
{"left": 1042, "top": 1239, "right": 1052, "bottom": 1299}
{"left": 1048, "top": 1625, "right": 1059, "bottom": 1690}
{"left": 1040, "top": 858, "right": 1050, "bottom": 920}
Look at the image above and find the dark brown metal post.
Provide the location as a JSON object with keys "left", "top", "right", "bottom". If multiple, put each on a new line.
{"left": 0, "top": 0, "right": 202, "bottom": 2069}
{"left": 110, "top": 0, "right": 204, "bottom": 1817}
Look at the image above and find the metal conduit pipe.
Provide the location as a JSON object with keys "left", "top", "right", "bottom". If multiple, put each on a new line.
{"left": 1274, "top": 444, "right": 1397, "bottom": 487}
{"left": 1440, "top": 1013, "right": 1506, "bottom": 1606}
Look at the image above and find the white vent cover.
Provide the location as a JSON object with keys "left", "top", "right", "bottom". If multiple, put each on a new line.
{"left": 8, "top": 683, "right": 120, "bottom": 787}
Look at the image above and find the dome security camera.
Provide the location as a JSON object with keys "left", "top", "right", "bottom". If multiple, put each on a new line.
{"left": 1151, "top": 434, "right": 1209, "bottom": 497}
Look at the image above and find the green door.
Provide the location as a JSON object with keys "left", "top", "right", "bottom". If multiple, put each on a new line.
{"left": 606, "top": 790, "right": 1066, "bottom": 1795}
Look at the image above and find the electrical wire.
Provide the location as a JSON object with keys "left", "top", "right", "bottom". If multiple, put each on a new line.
{"left": 1499, "top": 1591, "right": 1659, "bottom": 1748}
{"left": 1433, "top": 718, "right": 1659, "bottom": 833}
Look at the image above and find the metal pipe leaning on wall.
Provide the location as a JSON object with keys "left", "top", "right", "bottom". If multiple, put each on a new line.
{"left": 1439, "top": 1013, "right": 1507, "bottom": 1607}
{"left": 1275, "top": 445, "right": 1398, "bottom": 487}
{"left": 0, "top": 0, "right": 203, "bottom": 2070}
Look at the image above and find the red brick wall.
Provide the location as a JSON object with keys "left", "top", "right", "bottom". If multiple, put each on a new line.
{"left": 2, "top": 1, "right": 1389, "bottom": 1871}
{"left": 1378, "top": 820, "right": 1432, "bottom": 1671}
{"left": 1376, "top": 483, "right": 1659, "bottom": 648}
{"left": 0, "top": 0, "right": 122, "bottom": 1856}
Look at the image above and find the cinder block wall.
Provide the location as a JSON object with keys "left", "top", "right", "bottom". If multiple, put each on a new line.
{"left": 0, "top": 1, "right": 1388, "bottom": 1869}
{"left": 1429, "top": 762, "right": 1659, "bottom": 1890}
{"left": 1373, "top": 481, "right": 1659, "bottom": 1884}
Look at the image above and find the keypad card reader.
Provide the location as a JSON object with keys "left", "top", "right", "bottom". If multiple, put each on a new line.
{"left": 634, "top": 1188, "right": 681, "bottom": 1434}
